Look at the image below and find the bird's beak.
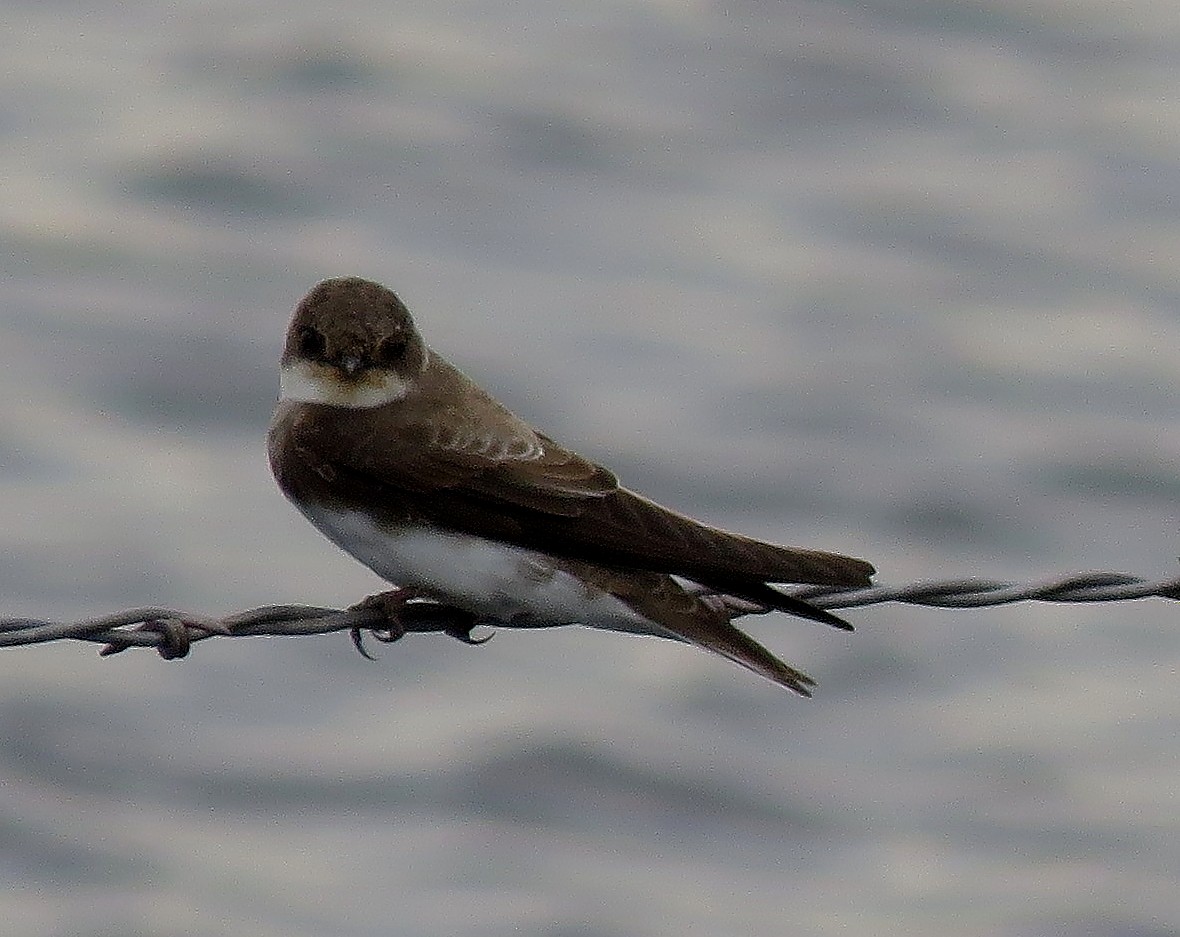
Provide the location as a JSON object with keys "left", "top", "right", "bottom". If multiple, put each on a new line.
{"left": 339, "top": 355, "right": 363, "bottom": 377}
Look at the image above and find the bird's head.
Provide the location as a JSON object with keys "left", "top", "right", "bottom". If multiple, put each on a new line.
{"left": 278, "top": 277, "right": 429, "bottom": 408}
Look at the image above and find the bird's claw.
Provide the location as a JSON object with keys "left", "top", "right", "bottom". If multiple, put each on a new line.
{"left": 444, "top": 618, "right": 493, "bottom": 645}
{"left": 347, "top": 589, "right": 493, "bottom": 655}
{"left": 348, "top": 588, "right": 419, "bottom": 659}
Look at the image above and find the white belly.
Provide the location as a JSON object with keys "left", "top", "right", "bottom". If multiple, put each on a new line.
{"left": 298, "top": 504, "right": 658, "bottom": 634}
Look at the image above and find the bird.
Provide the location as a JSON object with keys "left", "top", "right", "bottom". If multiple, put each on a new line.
{"left": 267, "top": 277, "right": 874, "bottom": 695}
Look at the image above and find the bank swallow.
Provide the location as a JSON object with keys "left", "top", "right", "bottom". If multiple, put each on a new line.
{"left": 268, "top": 277, "right": 874, "bottom": 694}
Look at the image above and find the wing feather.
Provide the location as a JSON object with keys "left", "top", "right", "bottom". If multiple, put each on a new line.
{"left": 308, "top": 399, "right": 872, "bottom": 588}
{"left": 278, "top": 351, "right": 873, "bottom": 589}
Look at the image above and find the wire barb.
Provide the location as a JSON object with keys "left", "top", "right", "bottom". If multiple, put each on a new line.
{"left": 2, "top": 570, "right": 1178, "bottom": 659}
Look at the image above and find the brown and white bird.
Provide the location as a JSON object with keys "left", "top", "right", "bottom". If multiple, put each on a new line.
{"left": 268, "top": 277, "right": 874, "bottom": 694}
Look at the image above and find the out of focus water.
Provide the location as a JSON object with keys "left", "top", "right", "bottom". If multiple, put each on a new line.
{"left": 3, "top": 3, "right": 1179, "bottom": 935}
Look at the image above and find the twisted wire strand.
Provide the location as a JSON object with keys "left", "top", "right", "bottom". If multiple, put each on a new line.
{"left": 791, "top": 571, "right": 1180, "bottom": 608}
{"left": 1, "top": 569, "right": 1177, "bottom": 660}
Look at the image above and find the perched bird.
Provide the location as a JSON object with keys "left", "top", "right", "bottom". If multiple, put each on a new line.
{"left": 268, "top": 277, "right": 874, "bottom": 694}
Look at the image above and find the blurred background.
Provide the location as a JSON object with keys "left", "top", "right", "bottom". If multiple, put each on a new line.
{"left": 2, "top": 2, "right": 1179, "bottom": 935}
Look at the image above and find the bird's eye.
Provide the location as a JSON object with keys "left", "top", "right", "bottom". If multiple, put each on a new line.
{"left": 297, "top": 326, "right": 326, "bottom": 358}
{"left": 376, "top": 336, "right": 408, "bottom": 365}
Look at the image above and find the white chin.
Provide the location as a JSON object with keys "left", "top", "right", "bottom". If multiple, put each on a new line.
{"left": 279, "top": 360, "right": 410, "bottom": 408}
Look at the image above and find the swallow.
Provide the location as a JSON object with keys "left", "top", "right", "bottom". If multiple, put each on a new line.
{"left": 268, "top": 277, "right": 874, "bottom": 694}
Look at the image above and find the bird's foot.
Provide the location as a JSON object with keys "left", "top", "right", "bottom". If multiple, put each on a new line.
{"left": 347, "top": 589, "right": 493, "bottom": 657}
{"left": 442, "top": 615, "right": 493, "bottom": 646}
{"left": 349, "top": 587, "right": 420, "bottom": 659}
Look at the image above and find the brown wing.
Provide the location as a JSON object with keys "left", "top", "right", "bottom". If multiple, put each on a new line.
{"left": 292, "top": 377, "right": 874, "bottom": 594}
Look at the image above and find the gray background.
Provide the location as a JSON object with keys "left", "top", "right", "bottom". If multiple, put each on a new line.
{"left": 2, "top": 2, "right": 1178, "bottom": 935}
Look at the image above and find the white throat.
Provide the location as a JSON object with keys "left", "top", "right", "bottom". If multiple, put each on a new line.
{"left": 279, "top": 359, "right": 412, "bottom": 409}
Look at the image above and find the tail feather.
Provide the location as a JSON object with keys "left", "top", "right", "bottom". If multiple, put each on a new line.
{"left": 696, "top": 578, "right": 853, "bottom": 630}
{"left": 550, "top": 555, "right": 867, "bottom": 695}
{"left": 599, "top": 569, "right": 833, "bottom": 696}
{"left": 673, "top": 614, "right": 819, "bottom": 696}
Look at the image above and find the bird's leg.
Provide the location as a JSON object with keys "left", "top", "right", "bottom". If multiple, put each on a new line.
{"left": 348, "top": 587, "right": 422, "bottom": 658}
{"left": 441, "top": 614, "right": 492, "bottom": 646}
{"left": 348, "top": 588, "right": 493, "bottom": 657}
{"left": 359, "top": 586, "right": 422, "bottom": 636}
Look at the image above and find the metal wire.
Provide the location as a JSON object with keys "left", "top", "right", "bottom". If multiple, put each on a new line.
{"left": 2, "top": 569, "right": 1177, "bottom": 660}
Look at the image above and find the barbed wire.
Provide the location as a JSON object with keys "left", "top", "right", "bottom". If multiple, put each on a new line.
{"left": 2, "top": 569, "right": 1177, "bottom": 661}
